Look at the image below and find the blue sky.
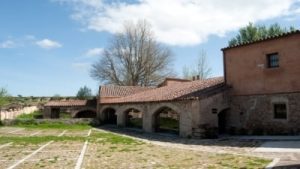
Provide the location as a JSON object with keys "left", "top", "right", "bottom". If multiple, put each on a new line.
{"left": 1, "top": 0, "right": 300, "bottom": 96}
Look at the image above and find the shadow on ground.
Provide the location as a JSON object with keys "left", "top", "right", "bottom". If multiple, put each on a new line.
{"left": 272, "top": 164, "right": 300, "bottom": 169}
{"left": 95, "top": 125, "right": 261, "bottom": 148}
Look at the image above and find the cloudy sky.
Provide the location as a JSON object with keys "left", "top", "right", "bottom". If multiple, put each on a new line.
{"left": 1, "top": 0, "right": 300, "bottom": 96}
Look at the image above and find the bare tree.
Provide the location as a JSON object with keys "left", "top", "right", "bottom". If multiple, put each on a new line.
{"left": 182, "top": 50, "right": 212, "bottom": 80}
{"left": 91, "top": 20, "right": 173, "bottom": 86}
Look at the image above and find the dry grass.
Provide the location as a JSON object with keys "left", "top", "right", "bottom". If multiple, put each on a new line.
{"left": 0, "top": 127, "right": 271, "bottom": 169}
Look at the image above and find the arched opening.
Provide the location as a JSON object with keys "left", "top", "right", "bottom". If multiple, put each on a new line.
{"left": 124, "top": 108, "right": 143, "bottom": 129}
{"left": 218, "top": 109, "right": 229, "bottom": 134}
{"left": 102, "top": 108, "right": 117, "bottom": 125}
{"left": 75, "top": 110, "right": 96, "bottom": 118}
{"left": 153, "top": 107, "right": 179, "bottom": 135}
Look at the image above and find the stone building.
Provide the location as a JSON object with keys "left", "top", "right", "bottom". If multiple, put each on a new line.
{"left": 44, "top": 99, "right": 97, "bottom": 118}
{"left": 222, "top": 30, "right": 300, "bottom": 135}
{"left": 98, "top": 77, "right": 229, "bottom": 137}
{"left": 44, "top": 30, "right": 300, "bottom": 137}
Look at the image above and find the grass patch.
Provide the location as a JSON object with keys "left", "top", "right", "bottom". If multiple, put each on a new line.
{"left": 16, "top": 123, "right": 91, "bottom": 130}
{"left": 0, "top": 135, "right": 86, "bottom": 145}
{"left": 0, "top": 129, "right": 143, "bottom": 146}
{"left": 90, "top": 132, "right": 143, "bottom": 145}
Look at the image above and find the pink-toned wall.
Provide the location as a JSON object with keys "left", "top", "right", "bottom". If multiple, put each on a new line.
{"left": 223, "top": 33, "right": 300, "bottom": 96}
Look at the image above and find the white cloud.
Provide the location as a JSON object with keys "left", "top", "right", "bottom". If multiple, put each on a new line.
{"left": 85, "top": 48, "right": 103, "bottom": 57}
{"left": 0, "top": 40, "right": 15, "bottom": 48}
{"left": 36, "top": 39, "right": 62, "bottom": 49}
{"left": 54, "top": 0, "right": 299, "bottom": 46}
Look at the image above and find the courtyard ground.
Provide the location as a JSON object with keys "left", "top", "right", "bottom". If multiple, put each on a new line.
{"left": 0, "top": 126, "right": 272, "bottom": 169}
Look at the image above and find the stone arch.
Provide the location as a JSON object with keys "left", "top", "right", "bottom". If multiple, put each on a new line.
{"left": 152, "top": 105, "right": 180, "bottom": 135}
{"left": 74, "top": 108, "right": 97, "bottom": 118}
{"left": 101, "top": 107, "right": 117, "bottom": 125}
{"left": 123, "top": 107, "right": 144, "bottom": 129}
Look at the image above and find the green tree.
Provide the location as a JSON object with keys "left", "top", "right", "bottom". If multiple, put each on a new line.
{"left": 76, "top": 86, "right": 92, "bottom": 100}
{"left": 52, "top": 94, "right": 61, "bottom": 101}
{"left": 0, "top": 88, "right": 9, "bottom": 107}
{"left": 0, "top": 88, "right": 10, "bottom": 122}
{"left": 229, "top": 23, "right": 296, "bottom": 46}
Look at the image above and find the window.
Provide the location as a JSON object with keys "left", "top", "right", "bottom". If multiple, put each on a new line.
{"left": 273, "top": 103, "right": 287, "bottom": 119}
{"left": 267, "top": 53, "right": 279, "bottom": 68}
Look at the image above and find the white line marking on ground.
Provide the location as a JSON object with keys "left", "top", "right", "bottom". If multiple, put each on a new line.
{"left": 58, "top": 130, "right": 67, "bottom": 137}
{"left": 30, "top": 131, "right": 41, "bottom": 136}
{"left": 0, "top": 142, "right": 12, "bottom": 149}
{"left": 8, "top": 128, "right": 24, "bottom": 134}
{"left": 87, "top": 129, "right": 92, "bottom": 137}
{"left": 7, "top": 141, "right": 53, "bottom": 169}
{"left": 265, "top": 158, "right": 280, "bottom": 169}
{"left": 75, "top": 141, "right": 88, "bottom": 169}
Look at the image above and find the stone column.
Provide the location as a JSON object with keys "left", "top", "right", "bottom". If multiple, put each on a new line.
{"left": 143, "top": 106, "right": 153, "bottom": 133}
{"left": 116, "top": 109, "right": 125, "bottom": 127}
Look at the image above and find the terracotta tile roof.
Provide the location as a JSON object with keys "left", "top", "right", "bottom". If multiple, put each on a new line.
{"left": 100, "top": 85, "right": 152, "bottom": 98}
{"left": 222, "top": 30, "right": 300, "bottom": 51}
{"left": 101, "top": 77, "right": 224, "bottom": 104}
{"left": 44, "top": 100, "right": 88, "bottom": 107}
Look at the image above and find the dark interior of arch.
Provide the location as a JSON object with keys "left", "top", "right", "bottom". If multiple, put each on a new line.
{"left": 154, "top": 107, "right": 179, "bottom": 135}
{"left": 125, "top": 108, "right": 143, "bottom": 129}
{"left": 103, "top": 108, "right": 117, "bottom": 125}
{"left": 75, "top": 110, "right": 96, "bottom": 118}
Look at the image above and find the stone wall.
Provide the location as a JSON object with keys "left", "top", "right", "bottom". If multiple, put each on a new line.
{"left": 43, "top": 106, "right": 97, "bottom": 119}
{"left": 0, "top": 106, "right": 39, "bottom": 120}
{"left": 229, "top": 92, "right": 300, "bottom": 135}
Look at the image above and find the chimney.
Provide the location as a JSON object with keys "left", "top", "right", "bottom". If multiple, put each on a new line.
{"left": 196, "top": 75, "right": 200, "bottom": 80}
{"left": 192, "top": 76, "right": 195, "bottom": 81}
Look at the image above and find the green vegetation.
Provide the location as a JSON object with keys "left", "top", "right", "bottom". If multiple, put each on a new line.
{"left": 0, "top": 129, "right": 141, "bottom": 145}
{"left": 76, "top": 86, "right": 93, "bottom": 99}
{"left": 127, "top": 118, "right": 143, "bottom": 128}
{"left": 16, "top": 111, "right": 43, "bottom": 119}
{"left": 12, "top": 111, "right": 91, "bottom": 129}
{"left": 59, "top": 112, "right": 72, "bottom": 118}
{"left": 0, "top": 136, "right": 85, "bottom": 145}
{"left": 159, "top": 117, "right": 179, "bottom": 130}
{"left": 229, "top": 23, "right": 296, "bottom": 46}
{"left": 0, "top": 87, "right": 10, "bottom": 107}
{"left": 90, "top": 132, "right": 143, "bottom": 145}
{"left": 15, "top": 122, "right": 91, "bottom": 130}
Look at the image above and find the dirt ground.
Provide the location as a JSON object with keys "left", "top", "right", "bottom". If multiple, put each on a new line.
{"left": 0, "top": 126, "right": 271, "bottom": 169}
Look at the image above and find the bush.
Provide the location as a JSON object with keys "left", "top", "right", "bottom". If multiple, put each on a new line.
{"left": 16, "top": 111, "right": 43, "bottom": 120}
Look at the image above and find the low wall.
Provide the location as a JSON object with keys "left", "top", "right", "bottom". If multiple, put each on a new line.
{"left": 0, "top": 106, "right": 38, "bottom": 120}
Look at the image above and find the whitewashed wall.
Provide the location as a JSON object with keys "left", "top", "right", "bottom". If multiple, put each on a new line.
{"left": 0, "top": 106, "right": 38, "bottom": 120}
